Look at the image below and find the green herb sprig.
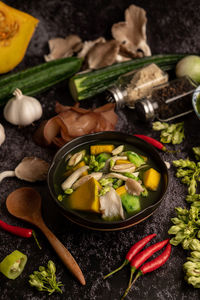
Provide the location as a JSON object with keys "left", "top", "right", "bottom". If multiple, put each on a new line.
{"left": 152, "top": 121, "right": 185, "bottom": 144}
{"left": 173, "top": 159, "right": 200, "bottom": 195}
{"left": 183, "top": 239, "right": 200, "bottom": 288}
{"left": 193, "top": 147, "right": 200, "bottom": 161}
{"left": 29, "top": 260, "right": 63, "bottom": 295}
{"left": 168, "top": 206, "right": 200, "bottom": 250}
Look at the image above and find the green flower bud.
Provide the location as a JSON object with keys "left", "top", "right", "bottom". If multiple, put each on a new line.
{"left": 188, "top": 178, "right": 197, "bottom": 195}
{"left": 99, "top": 178, "right": 113, "bottom": 186}
{"left": 168, "top": 225, "right": 183, "bottom": 235}
{"left": 186, "top": 194, "right": 200, "bottom": 202}
{"left": 48, "top": 260, "right": 56, "bottom": 275}
{"left": 191, "top": 202, "right": 200, "bottom": 208}
{"left": 176, "top": 169, "right": 193, "bottom": 178}
{"left": 189, "top": 206, "right": 199, "bottom": 220}
{"left": 191, "top": 251, "right": 200, "bottom": 259}
{"left": 39, "top": 266, "right": 46, "bottom": 272}
{"left": 182, "top": 238, "right": 192, "bottom": 250}
{"left": 188, "top": 276, "right": 200, "bottom": 288}
{"left": 171, "top": 217, "right": 183, "bottom": 225}
{"left": 189, "top": 239, "right": 200, "bottom": 251}
{"left": 173, "top": 159, "right": 196, "bottom": 169}
{"left": 170, "top": 237, "right": 183, "bottom": 246}
{"left": 175, "top": 207, "right": 189, "bottom": 216}
{"left": 152, "top": 121, "right": 169, "bottom": 131}
{"left": 183, "top": 261, "right": 196, "bottom": 270}
{"left": 29, "top": 277, "right": 44, "bottom": 289}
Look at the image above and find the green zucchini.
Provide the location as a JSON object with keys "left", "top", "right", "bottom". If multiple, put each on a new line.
{"left": 69, "top": 54, "right": 186, "bottom": 101}
{"left": 0, "top": 57, "right": 82, "bottom": 106}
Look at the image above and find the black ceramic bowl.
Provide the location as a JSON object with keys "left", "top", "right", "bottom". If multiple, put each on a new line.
{"left": 47, "top": 131, "right": 169, "bottom": 231}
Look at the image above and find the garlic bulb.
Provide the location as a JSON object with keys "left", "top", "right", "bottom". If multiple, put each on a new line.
{"left": 3, "top": 89, "right": 43, "bottom": 126}
{"left": 0, "top": 123, "right": 5, "bottom": 146}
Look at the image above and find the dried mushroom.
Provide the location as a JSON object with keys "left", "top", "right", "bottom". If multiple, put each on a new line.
{"left": 85, "top": 40, "right": 120, "bottom": 69}
{"left": 0, "top": 157, "right": 49, "bottom": 183}
{"left": 44, "top": 35, "right": 82, "bottom": 61}
{"left": 111, "top": 4, "right": 151, "bottom": 57}
{"left": 77, "top": 37, "right": 106, "bottom": 59}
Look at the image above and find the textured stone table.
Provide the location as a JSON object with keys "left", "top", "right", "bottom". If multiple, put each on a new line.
{"left": 1, "top": 1, "right": 200, "bottom": 299}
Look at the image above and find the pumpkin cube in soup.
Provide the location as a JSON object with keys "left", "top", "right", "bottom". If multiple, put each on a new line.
{"left": 116, "top": 185, "right": 127, "bottom": 196}
{"left": 90, "top": 145, "right": 114, "bottom": 155}
{"left": 115, "top": 160, "right": 131, "bottom": 165}
{"left": 68, "top": 177, "right": 100, "bottom": 213}
{"left": 143, "top": 168, "right": 161, "bottom": 191}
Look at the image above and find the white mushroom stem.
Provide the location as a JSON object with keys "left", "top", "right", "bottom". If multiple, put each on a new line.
{"left": 0, "top": 171, "right": 16, "bottom": 183}
{"left": 72, "top": 172, "right": 103, "bottom": 190}
{"left": 104, "top": 172, "right": 128, "bottom": 181}
{"left": 0, "top": 123, "right": 5, "bottom": 146}
{"left": 68, "top": 151, "right": 85, "bottom": 167}
{"left": 111, "top": 163, "right": 136, "bottom": 173}
{"left": 111, "top": 145, "right": 124, "bottom": 156}
{"left": 102, "top": 156, "right": 128, "bottom": 172}
{"left": 61, "top": 166, "right": 89, "bottom": 190}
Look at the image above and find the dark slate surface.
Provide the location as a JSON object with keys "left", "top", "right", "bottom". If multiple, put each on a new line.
{"left": 1, "top": 0, "right": 200, "bottom": 299}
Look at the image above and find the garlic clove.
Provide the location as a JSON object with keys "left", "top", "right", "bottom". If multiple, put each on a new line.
{"left": 15, "top": 157, "right": 49, "bottom": 182}
{"left": 3, "top": 89, "right": 43, "bottom": 127}
{"left": 0, "top": 123, "right": 6, "bottom": 146}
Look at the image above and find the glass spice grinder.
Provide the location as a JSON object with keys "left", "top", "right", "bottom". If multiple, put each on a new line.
{"left": 106, "top": 63, "right": 169, "bottom": 108}
{"left": 134, "top": 76, "right": 197, "bottom": 122}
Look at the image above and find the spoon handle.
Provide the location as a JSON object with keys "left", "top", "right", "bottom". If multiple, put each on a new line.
{"left": 39, "top": 221, "right": 85, "bottom": 285}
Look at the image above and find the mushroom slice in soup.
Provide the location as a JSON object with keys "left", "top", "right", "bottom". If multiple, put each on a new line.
{"left": 125, "top": 178, "right": 144, "bottom": 196}
{"left": 100, "top": 187, "right": 124, "bottom": 220}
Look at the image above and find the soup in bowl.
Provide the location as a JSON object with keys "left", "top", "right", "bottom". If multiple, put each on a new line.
{"left": 47, "top": 131, "right": 168, "bottom": 231}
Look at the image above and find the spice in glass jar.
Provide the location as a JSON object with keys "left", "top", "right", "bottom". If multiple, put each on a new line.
{"left": 135, "top": 76, "right": 197, "bottom": 122}
{"left": 107, "top": 63, "right": 168, "bottom": 108}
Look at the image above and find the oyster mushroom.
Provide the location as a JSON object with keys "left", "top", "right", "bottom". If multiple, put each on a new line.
{"left": 0, "top": 157, "right": 49, "bottom": 183}
{"left": 78, "top": 37, "right": 106, "bottom": 58}
{"left": 44, "top": 34, "right": 82, "bottom": 61}
{"left": 61, "top": 166, "right": 89, "bottom": 190}
{"left": 125, "top": 178, "right": 144, "bottom": 196}
{"left": 86, "top": 40, "right": 120, "bottom": 69}
{"left": 111, "top": 4, "right": 151, "bottom": 57}
{"left": 100, "top": 187, "right": 124, "bottom": 220}
{"left": 111, "top": 163, "right": 136, "bottom": 173}
{"left": 72, "top": 172, "right": 103, "bottom": 189}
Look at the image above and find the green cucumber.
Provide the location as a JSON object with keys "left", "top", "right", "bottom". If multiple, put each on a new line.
{"left": 0, "top": 57, "right": 83, "bottom": 106}
{"left": 69, "top": 54, "right": 186, "bottom": 101}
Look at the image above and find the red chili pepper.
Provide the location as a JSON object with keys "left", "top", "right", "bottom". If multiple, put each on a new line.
{"left": 127, "top": 238, "right": 169, "bottom": 288}
{"left": 134, "top": 134, "right": 167, "bottom": 151}
{"left": 121, "top": 243, "right": 172, "bottom": 299}
{"left": 104, "top": 233, "right": 156, "bottom": 279}
{"left": 0, "top": 219, "right": 42, "bottom": 249}
{"left": 0, "top": 219, "right": 32, "bottom": 238}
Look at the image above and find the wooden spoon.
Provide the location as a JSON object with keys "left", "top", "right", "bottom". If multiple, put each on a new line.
{"left": 6, "top": 187, "right": 86, "bottom": 285}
